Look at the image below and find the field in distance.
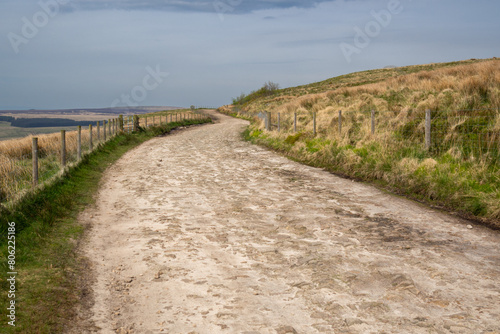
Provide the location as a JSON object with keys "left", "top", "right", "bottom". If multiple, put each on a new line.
{"left": 0, "top": 106, "right": 182, "bottom": 141}
{"left": 0, "top": 121, "right": 81, "bottom": 141}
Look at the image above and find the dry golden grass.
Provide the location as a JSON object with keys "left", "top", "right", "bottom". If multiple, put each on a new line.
{"left": 241, "top": 60, "right": 500, "bottom": 161}
{"left": 270, "top": 60, "right": 500, "bottom": 117}
{"left": 0, "top": 128, "right": 97, "bottom": 159}
{"left": 232, "top": 59, "right": 500, "bottom": 117}
{"left": 0, "top": 127, "right": 101, "bottom": 202}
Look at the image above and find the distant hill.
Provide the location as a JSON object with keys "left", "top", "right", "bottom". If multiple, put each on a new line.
{"left": 8, "top": 118, "right": 97, "bottom": 128}
{"left": 0, "top": 106, "right": 183, "bottom": 116}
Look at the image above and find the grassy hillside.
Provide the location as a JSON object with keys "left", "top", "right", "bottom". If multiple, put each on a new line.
{"left": 220, "top": 58, "right": 500, "bottom": 226}
{"left": 231, "top": 58, "right": 499, "bottom": 113}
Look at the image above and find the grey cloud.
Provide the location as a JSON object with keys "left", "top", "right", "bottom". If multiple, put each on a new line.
{"left": 62, "top": 0, "right": 333, "bottom": 13}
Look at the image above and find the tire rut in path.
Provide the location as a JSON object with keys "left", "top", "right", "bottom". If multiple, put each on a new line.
{"left": 75, "top": 112, "right": 500, "bottom": 334}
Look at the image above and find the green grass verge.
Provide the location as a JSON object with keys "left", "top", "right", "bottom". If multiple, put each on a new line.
{"left": 0, "top": 117, "right": 211, "bottom": 333}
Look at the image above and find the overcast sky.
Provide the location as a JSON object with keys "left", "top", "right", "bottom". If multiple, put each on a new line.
{"left": 0, "top": 0, "right": 499, "bottom": 110}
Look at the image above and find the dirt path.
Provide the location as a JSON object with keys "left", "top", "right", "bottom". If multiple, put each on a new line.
{"left": 75, "top": 111, "right": 500, "bottom": 334}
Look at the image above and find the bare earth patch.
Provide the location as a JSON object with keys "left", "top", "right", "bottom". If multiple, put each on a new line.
{"left": 73, "top": 112, "right": 500, "bottom": 334}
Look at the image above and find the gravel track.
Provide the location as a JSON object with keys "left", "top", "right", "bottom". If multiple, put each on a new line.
{"left": 75, "top": 111, "right": 500, "bottom": 334}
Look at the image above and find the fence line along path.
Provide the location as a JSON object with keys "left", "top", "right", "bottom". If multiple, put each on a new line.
{"left": 26, "top": 112, "right": 204, "bottom": 188}
{"left": 0, "top": 111, "right": 206, "bottom": 205}
{"left": 72, "top": 111, "right": 500, "bottom": 333}
{"left": 257, "top": 108, "right": 499, "bottom": 162}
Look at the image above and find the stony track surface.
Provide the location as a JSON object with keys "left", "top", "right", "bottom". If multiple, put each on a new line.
{"left": 76, "top": 112, "right": 500, "bottom": 334}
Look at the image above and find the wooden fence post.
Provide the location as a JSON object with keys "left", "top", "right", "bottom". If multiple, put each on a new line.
{"left": 61, "top": 130, "right": 66, "bottom": 167}
{"left": 294, "top": 112, "right": 297, "bottom": 133}
{"left": 425, "top": 109, "right": 431, "bottom": 150}
{"left": 313, "top": 112, "right": 317, "bottom": 136}
{"left": 97, "top": 121, "right": 100, "bottom": 142}
{"left": 119, "top": 115, "right": 124, "bottom": 133}
{"left": 103, "top": 121, "right": 107, "bottom": 141}
{"left": 133, "top": 115, "right": 138, "bottom": 132}
{"left": 77, "top": 126, "right": 82, "bottom": 160}
{"left": 108, "top": 119, "right": 111, "bottom": 137}
{"left": 338, "top": 110, "right": 342, "bottom": 135}
{"left": 89, "top": 124, "right": 93, "bottom": 151}
{"left": 371, "top": 110, "right": 375, "bottom": 135}
{"left": 32, "top": 137, "right": 38, "bottom": 187}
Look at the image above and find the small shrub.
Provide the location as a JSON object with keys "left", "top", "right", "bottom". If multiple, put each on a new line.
{"left": 285, "top": 133, "right": 303, "bottom": 145}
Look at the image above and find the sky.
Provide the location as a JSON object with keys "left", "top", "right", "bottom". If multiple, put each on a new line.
{"left": 0, "top": 0, "right": 499, "bottom": 110}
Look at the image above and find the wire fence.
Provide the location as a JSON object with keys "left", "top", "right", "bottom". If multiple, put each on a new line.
{"left": 0, "top": 111, "right": 209, "bottom": 204}
{"left": 0, "top": 118, "right": 120, "bottom": 204}
{"left": 239, "top": 108, "right": 500, "bottom": 163}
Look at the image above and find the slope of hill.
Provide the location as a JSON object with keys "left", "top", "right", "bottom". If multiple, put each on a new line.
{"left": 220, "top": 58, "right": 500, "bottom": 225}
{"left": 230, "top": 58, "right": 499, "bottom": 113}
